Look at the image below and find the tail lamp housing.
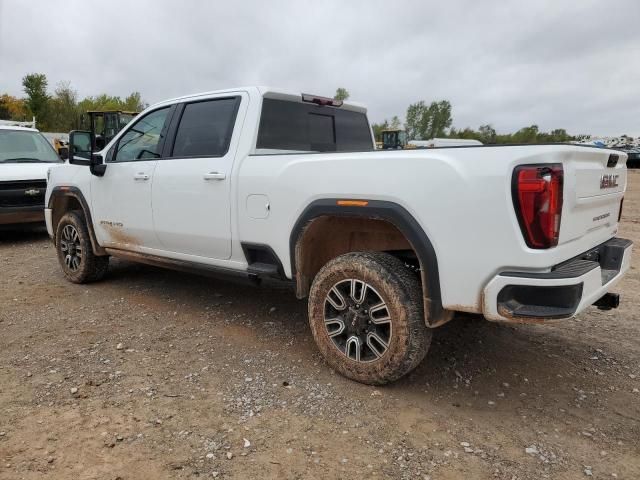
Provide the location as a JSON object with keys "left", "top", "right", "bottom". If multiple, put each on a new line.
{"left": 512, "top": 164, "right": 564, "bottom": 249}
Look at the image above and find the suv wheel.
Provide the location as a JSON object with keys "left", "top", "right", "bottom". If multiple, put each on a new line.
{"left": 56, "top": 211, "right": 109, "bottom": 283}
{"left": 308, "top": 252, "right": 432, "bottom": 385}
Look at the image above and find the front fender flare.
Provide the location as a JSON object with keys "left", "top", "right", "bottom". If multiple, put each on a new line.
{"left": 48, "top": 186, "right": 106, "bottom": 256}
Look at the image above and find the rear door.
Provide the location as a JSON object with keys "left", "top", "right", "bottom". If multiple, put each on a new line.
{"left": 559, "top": 148, "right": 627, "bottom": 245}
{"left": 151, "top": 94, "right": 245, "bottom": 259}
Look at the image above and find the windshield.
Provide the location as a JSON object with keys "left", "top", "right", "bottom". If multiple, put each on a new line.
{"left": 0, "top": 130, "right": 61, "bottom": 163}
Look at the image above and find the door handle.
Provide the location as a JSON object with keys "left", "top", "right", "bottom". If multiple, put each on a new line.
{"left": 133, "top": 173, "right": 150, "bottom": 181}
{"left": 203, "top": 172, "right": 226, "bottom": 181}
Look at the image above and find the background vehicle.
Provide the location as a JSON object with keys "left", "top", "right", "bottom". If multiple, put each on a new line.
{"left": 52, "top": 137, "right": 69, "bottom": 158}
{"left": 380, "top": 129, "right": 408, "bottom": 149}
{"left": 46, "top": 87, "right": 632, "bottom": 385}
{"left": 409, "top": 138, "right": 483, "bottom": 148}
{"left": 0, "top": 126, "right": 63, "bottom": 226}
{"left": 626, "top": 147, "right": 640, "bottom": 168}
{"left": 81, "top": 110, "right": 138, "bottom": 150}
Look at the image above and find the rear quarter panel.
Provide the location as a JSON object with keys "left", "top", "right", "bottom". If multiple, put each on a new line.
{"left": 236, "top": 145, "right": 622, "bottom": 313}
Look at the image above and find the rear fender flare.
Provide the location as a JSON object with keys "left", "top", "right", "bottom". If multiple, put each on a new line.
{"left": 289, "top": 199, "right": 451, "bottom": 327}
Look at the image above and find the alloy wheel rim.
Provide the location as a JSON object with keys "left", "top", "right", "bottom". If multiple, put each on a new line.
{"left": 60, "top": 224, "right": 82, "bottom": 272}
{"left": 323, "top": 279, "right": 392, "bottom": 363}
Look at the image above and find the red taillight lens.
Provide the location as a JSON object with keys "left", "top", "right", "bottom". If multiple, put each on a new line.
{"left": 513, "top": 164, "right": 564, "bottom": 249}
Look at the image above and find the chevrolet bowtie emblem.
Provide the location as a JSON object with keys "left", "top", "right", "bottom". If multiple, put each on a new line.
{"left": 24, "top": 188, "right": 40, "bottom": 196}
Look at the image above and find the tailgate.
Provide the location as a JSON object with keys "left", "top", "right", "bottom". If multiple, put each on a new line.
{"left": 559, "top": 148, "right": 626, "bottom": 245}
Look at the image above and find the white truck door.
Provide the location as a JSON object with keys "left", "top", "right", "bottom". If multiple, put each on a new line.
{"left": 151, "top": 94, "right": 245, "bottom": 259}
{"left": 90, "top": 106, "right": 173, "bottom": 250}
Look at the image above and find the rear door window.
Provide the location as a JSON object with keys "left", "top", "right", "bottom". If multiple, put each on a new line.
{"left": 171, "top": 97, "right": 240, "bottom": 158}
{"left": 256, "top": 98, "right": 373, "bottom": 153}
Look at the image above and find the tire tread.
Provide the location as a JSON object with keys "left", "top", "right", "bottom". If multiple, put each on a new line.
{"left": 308, "top": 251, "right": 431, "bottom": 385}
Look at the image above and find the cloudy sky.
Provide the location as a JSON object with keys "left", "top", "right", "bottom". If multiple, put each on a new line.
{"left": 1, "top": 0, "right": 639, "bottom": 135}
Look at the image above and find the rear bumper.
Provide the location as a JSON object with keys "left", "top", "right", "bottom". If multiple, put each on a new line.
{"left": 0, "top": 205, "right": 45, "bottom": 226}
{"left": 483, "top": 237, "right": 633, "bottom": 322}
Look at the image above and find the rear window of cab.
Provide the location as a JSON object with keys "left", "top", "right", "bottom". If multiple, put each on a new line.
{"left": 256, "top": 98, "right": 373, "bottom": 153}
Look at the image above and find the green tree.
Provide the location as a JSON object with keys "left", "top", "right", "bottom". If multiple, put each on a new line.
{"left": 548, "top": 128, "right": 572, "bottom": 142}
{"left": 78, "top": 92, "right": 145, "bottom": 113}
{"left": 446, "top": 124, "right": 575, "bottom": 145}
{"left": 0, "top": 94, "right": 29, "bottom": 121}
{"left": 22, "top": 73, "right": 50, "bottom": 126}
{"left": 123, "top": 92, "right": 146, "bottom": 111}
{"left": 371, "top": 120, "right": 389, "bottom": 141}
{"left": 48, "top": 81, "right": 79, "bottom": 132}
{"left": 512, "top": 125, "right": 539, "bottom": 143}
{"left": 478, "top": 124, "right": 497, "bottom": 144}
{"left": 0, "top": 97, "right": 10, "bottom": 119}
{"left": 334, "top": 88, "right": 350, "bottom": 101}
{"left": 389, "top": 115, "right": 402, "bottom": 130}
{"left": 451, "top": 127, "right": 482, "bottom": 140}
{"left": 405, "top": 100, "right": 452, "bottom": 140}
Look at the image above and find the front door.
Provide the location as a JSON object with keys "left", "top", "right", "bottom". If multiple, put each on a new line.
{"left": 91, "top": 106, "right": 172, "bottom": 251}
{"left": 152, "top": 95, "right": 244, "bottom": 259}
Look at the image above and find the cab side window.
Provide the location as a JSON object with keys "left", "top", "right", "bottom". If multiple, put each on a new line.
{"left": 171, "top": 97, "right": 239, "bottom": 158}
{"left": 114, "top": 107, "right": 171, "bottom": 162}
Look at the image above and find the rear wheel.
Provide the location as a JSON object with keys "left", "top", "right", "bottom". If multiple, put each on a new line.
{"left": 308, "top": 252, "right": 431, "bottom": 385}
{"left": 56, "top": 211, "right": 109, "bottom": 283}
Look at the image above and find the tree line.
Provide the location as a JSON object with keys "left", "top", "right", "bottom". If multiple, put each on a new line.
{"left": 0, "top": 77, "right": 576, "bottom": 144}
{"left": 0, "top": 73, "right": 146, "bottom": 132}
{"left": 334, "top": 88, "right": 576, "bottom": 144}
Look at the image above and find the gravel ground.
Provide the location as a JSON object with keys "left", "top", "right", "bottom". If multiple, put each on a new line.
{"left": 0, "top": 171, "right": 638, "bottom": 480}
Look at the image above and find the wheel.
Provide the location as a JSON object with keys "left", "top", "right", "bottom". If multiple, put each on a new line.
{"left": 55, "top": 211, "right": 109, "bottom": 283}
{"left": 308, "top": 252, "right": 432, "bottom": 385}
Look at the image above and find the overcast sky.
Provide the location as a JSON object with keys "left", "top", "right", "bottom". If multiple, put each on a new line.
{"left": 1, "top": 0, "right": 639, "bottom": 135}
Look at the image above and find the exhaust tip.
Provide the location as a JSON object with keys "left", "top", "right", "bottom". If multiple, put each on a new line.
{"left": 593, "top": 293, "right": 620, "bottom": 310}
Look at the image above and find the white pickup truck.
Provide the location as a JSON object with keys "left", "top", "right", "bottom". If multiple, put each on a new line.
{"left": 45, "top": 87, "right": 633, "bottom": 384}
{"left": 1, "top": 125, "right": 63, "bottom": 227}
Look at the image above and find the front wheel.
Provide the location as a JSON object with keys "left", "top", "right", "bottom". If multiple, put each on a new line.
{"left": 308, "top": 252, "right": 432, "bottom": 385}
{"left": 55, "top": 211, "right": 109, "bottom": 283}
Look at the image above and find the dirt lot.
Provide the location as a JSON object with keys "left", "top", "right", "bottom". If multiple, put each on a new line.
{"left": 1, "top": 173, "right": 639, "bottom": 480}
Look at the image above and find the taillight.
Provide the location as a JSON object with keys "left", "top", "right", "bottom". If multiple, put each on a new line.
{"left": 512, "top": 164, "right": 564, "bottom": 249}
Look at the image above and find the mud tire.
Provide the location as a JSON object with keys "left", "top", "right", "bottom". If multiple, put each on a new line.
{"left": 55, "top": 210, "right": 109, "bottom": 284}
{"left": 308, "top": 252, "right": 431, "bottom": 385}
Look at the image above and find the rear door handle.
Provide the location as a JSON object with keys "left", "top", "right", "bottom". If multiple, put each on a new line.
{"left": 203, "top": 172, "right": 226, "bottom": 181}
{"left": 133, "top": 173, "right": 150, "bottom": 181}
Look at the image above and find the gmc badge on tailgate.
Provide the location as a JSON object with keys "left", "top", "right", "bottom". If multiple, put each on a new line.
{"left": 600, "top": 174, "right": 619, "bottom": 189}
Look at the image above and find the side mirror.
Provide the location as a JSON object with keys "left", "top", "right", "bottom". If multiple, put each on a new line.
{"left": 68, "top": 130, "right": 92, "bottom": 165}
{"left": 90, "top": 153, "right": 106, "bottom": 177}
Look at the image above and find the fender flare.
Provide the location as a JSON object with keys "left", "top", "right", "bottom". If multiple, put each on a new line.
{"left": 48, "top": 186, "right": 106, "bottom": 256}
{"left": 289, "top": 199, "right": 450, "bottom": 327}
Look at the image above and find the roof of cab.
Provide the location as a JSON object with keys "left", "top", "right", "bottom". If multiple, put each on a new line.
{"left": 148, "top": 86, "right": 367, "bottom": 114}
